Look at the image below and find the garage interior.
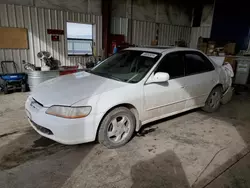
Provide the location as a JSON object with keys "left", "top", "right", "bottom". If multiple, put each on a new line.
{"left": 1, "top": 0, "right": 250, "bottom": 188}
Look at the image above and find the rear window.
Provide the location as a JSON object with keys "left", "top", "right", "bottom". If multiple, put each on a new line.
{"left": 184, "top": 52, "right": 214, "bottom": 76}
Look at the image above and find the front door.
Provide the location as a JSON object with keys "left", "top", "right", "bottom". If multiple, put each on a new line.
{"left": 142, "top": 52, "right": 186, "bottom": 123}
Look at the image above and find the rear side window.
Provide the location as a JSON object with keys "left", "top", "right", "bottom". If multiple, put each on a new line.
{"left": 155, "top": 52, "right": 184, "bottom": 79}
{"left": 184, "top": 52, "right": 214, "bottom": 76}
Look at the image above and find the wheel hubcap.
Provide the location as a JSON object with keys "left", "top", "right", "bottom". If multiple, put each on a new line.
{"left": 107, "top": 116, "right": 131, "bottom": 143}
{"left": 209, "top": 91, "right": 220, "bottom": 108}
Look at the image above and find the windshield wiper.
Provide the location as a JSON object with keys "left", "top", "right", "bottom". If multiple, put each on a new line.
{"left": 90, "top": 71, "right": 123, "bottom": 82}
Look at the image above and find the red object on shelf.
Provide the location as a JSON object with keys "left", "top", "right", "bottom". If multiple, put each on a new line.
{"left": 109, "top": 34, "right": 125, "bottom": 54}
{"left": 59, "top": 66, "right": 78, "bottom": 76}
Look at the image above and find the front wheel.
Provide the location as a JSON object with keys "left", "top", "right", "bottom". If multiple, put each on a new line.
{"left": 3, "top": 86, "right": 9, "bottom": 94}
{"left": 3, "top": 82, "right": 9, "bottom": 94}
{"left": 98, "top": 107, "right": 136, "bottom": 149}
{"left": 202, "top": 86, "right": 222, "bottom": 113}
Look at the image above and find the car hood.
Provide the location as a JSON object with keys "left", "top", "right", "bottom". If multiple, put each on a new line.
{"left": 31, "top": 71, "right": 127, "bottom": 107}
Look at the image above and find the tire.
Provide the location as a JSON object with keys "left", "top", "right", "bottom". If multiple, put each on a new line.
{"left": 98, "top": 107, "right": 136, "bottom": 149}
{"left": 3, "top": 83, "right": 9, "bottom": 94}
{"left": 202, "top": 86, "right": 222, "bottom": 113}
{"left": 3, "top": 86, "right": 8, "bottom": 94}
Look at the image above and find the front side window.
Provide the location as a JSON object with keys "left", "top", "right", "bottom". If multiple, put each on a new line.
{"left": 184, "top": 52, "right": 214, "bottom": 76}
{"left": 91, "top": 50, "right": 161, "bottom": 83}
{"left": 155, "top": 52, "right": 184, "bottom": 79}
{"left": 67, "top": 22, "right": 93, "bottom": 55}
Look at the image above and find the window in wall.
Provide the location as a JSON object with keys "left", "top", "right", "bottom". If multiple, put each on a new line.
{"left": 156, "top": 52, "right": 185, "bottom": 79}
{"left": 67, "top": 22, "right": 93, "bottom": 55}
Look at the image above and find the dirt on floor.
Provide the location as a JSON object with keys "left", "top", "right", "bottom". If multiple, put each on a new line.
{"left": 0, "top": 89, "right": 250, "bottom": 188}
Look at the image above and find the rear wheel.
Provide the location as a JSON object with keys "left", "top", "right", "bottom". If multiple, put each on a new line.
{"left": 98, "top": 107, "right": 136, "bottom": 149}
{"left": 3, "top": 86, "right": 8, "bottom": 94}
{"left": 202, "top": 86, "right": 222, "bottom": 113}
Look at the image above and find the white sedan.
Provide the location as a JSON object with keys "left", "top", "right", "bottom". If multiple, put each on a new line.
{"left": 25, "top": 47, "right": 232, "bottom": 148}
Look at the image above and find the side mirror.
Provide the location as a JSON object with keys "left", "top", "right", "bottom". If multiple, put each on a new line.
{"left": 146, "top": 72, "right": 170, "bottom": 84}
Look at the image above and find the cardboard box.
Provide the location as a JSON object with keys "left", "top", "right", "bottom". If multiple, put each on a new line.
{"left": 198, "top": 42, "right": 208, "bottom": 53}
{"left": 224, "top": 43, "right": 236, "bottom": 55}
{"left": 197, "top": 37, "right": 210, "bottom": 46}
{"left": 206, "top": 41, "right": 216, "bottom": 55}
{"left": 151, "top": 40, "right": 158, "bottom": 46}
{"left": 208, "top": 44, "right": 215, "bottom": 49}
{"left": 199, "top": 47, "right": 208, "bottom": 53}
{"left": 207, "top": 49, "right": 214, "bottom": 55}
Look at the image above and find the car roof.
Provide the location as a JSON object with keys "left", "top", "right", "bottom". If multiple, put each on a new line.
{"left": 125, "top": 46, "right": 200, "bottom": 54}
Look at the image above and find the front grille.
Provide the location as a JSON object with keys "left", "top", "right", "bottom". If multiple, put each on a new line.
{"left": 30, "top": 119, "right": 53, "bottom": 135}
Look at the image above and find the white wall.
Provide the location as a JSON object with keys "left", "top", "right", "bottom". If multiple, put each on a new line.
{"left": 0, "top": 0, "right": 102, "bottom": 15}
{"left": 111, "top": 0, "right": 192, "bottom": 26}
{"left": 111, "top": 0, "right": 192, "bottom": 46}
{"left": 156, "top": 1, "right": 191, "bottom": 26}
{"left": 200, "top": 4, "right": 214, "bottom": 27}
{"left": 111, "top": 17, "right": 191, "bottom": 46}
{"left": 190, "top": 3, "right": 214, "bottom": 48}
{"left": 0, "top": 4, "right": 102, "bottom": 73}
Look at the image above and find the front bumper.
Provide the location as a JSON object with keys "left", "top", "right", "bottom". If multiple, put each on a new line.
{"left": 25, "top": 97, "right": 104, "bottom": 145}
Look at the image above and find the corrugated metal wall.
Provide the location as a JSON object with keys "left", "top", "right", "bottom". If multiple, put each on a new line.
{"left": 132, "top": 20, "right": 156, "bottom": 45}
{"left": 0, "top": 4, "right": 102, "bottom": 73}
{"left": 190, "top": 26, "right": 212, "bottom": 48}
{"left": 111, "top": 17, "right": 128, "bottom": 37}
{"left": 111, "top": 17, "right": 191, "bottom": 46}
{"left": 158, "top": 24, "right": 191, "bottom": 46}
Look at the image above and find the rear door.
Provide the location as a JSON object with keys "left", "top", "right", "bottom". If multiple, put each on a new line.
{"left": 183, "top": 51, "right": 217, "bottom": 108}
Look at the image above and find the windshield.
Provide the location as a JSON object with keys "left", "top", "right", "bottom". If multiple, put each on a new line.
{"left": 90, "top": 50, "right": 161, "bottom": 83}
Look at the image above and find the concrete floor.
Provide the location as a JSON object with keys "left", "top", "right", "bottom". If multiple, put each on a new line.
{"left": 0, "top": 90, "right": 250, "bottom": 188}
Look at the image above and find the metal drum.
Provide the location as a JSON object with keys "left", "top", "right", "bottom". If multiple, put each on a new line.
{"left": 235, "top": 57, "right": 250, "bottom": 85}
{"left": 27, "top": 70, "right": 59, "bottom": 91}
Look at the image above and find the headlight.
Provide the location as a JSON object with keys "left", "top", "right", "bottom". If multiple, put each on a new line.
{"left": 46, "top": 106, "right": 92, "bottom": 119}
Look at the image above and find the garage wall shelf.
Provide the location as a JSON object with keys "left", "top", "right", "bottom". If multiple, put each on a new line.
{"left": 0, "top": 4, "right": 102, "bottom": 73}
